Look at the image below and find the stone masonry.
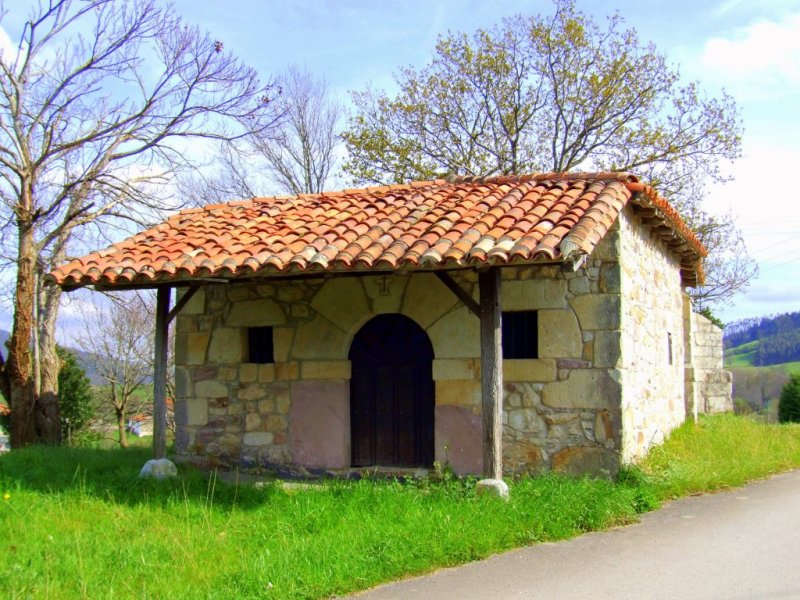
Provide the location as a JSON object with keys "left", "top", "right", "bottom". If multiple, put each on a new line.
{"left": 173, "top": 205, "right": 730, "bottom": 477}
{"left": 684, "top": 304, "right": 733, "bottom": 417}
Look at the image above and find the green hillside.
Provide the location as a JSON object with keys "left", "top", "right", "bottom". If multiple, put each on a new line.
{"left": 724, "top": 340, "right": 758, "bottom": 368}
{"left": 724, "top": 311, "right": 800, "bottom": 367}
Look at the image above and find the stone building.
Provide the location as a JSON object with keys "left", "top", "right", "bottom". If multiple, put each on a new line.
{"left": 48, "top": 172, "right": 732, "bottom": 477}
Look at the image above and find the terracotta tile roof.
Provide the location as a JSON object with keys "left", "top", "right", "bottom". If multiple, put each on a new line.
{"left": 46, "top": 172, "right": 705, "bottom": 289}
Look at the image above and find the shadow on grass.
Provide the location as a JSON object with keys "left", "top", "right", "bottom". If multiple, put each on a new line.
{"left": 0, "top": 445, "right": 278, "bottom": 510}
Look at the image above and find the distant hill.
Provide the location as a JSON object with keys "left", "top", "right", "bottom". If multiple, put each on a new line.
{"left": 724, "top": 311, "right": 800, "bottom": 367}
{"left": 0, "top": 328, "right": 103, "bottom": 385}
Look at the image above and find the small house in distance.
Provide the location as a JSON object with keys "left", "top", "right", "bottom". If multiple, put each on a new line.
{"left": 48, "top": 173, "right": 732, "bottom": 477}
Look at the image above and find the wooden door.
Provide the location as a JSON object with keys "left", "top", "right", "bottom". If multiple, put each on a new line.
{"left": 349, "top": 314, "right": 434, "bottom": 468}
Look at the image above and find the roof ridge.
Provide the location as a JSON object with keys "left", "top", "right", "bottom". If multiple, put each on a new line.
{"left": 445, "top": 172, "right": 639, "bottom": 185}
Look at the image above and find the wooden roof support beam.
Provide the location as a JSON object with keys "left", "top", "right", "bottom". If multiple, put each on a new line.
{"left": 479, "top": 267, "right": 503, "bottom": 480}
{"left": 166, "top": 285, "right": 200, "bottom": 324}
{"left": 435, "top": 271, "right": 480, "bottom": 318}
{"left": 153, "top": 286, "right": 171, "bottom": 460}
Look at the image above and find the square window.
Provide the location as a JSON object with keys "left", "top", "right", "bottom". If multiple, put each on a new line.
{"left": 248, "top": 326, "right": 274, "bottom": 364}
{"left": 502, "top": 311, "right": 538, "bottom": 359}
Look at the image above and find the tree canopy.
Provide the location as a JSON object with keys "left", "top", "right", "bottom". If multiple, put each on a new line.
{"left": 343, "top": 0, "right": 752, "bottom": 307}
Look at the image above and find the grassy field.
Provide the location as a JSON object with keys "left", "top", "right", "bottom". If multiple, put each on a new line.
{"left": 724, "top": 339, "right": 759, "bottom": 367}
{"left": 1, "top": 414, "right": 800, "bottom": 599}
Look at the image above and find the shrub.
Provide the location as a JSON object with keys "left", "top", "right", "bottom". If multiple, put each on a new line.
{"left": 58, "top": 347, "right": 95, "bottom": 444}
{"left": 778, "top": 374, "right": 800, "bottom": 423}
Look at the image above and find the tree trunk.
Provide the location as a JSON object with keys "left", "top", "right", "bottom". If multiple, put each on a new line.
{"left": 7, "top": 219, "right": 37, "bottom": 448}
{"left": 116, "top": 407, "right": 128, "bottom": 449}
{"left": 36, "top": 277, "right": 63, "bottom": 444}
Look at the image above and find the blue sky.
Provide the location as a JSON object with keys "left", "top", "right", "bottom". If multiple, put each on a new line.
{"left": 1, "top": 0, "right": 799, "bottom": 333}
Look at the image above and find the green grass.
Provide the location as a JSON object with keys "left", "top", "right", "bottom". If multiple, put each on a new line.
{"left": 1, "top": 414, "right": 800, "bottom": 599}
{"left": 641, "top": 413, "right": 800, "bottom": 497}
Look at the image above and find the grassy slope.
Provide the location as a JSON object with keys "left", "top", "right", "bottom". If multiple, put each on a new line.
{"left": 1, "top": 414, "right": 799, "bottom": 599}
{"left": 724, "top": 339, "right": 800, "bottom": 373}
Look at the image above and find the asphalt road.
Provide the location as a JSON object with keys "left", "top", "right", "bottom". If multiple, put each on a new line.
{"left": 353, "top": 470, "right": 800, "bottom": 599}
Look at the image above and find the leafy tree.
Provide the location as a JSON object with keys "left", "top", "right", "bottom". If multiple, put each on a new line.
{"left": 0, "top": 0, "right": 281, "bottom": 448}
{"left": 343, "top": 0, "right": 751, "bottom": 308}
{"left": 57, "top": 347, "right": 94, "bottom": 444}
{"left": 778, "top": 374, "right": 800, "bottom": 424}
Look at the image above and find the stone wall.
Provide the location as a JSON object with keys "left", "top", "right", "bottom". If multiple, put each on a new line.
{"left": 173, "top": 249, "right": 626, "bottom": 476}
{"left": 173, "top": 208, "right": 711, "bottom": 476}
{"left": 684, "top": 303, "right": 733, "bottom": 416}
{"left": 617, "top": 206, "right": 687, "bottom": 463}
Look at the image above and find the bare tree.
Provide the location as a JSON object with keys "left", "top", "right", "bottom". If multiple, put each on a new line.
{"left": 178, "top": 65, "right": 343, "bottom": 203}
{"left": 77, "top": 293, "right": 154, "bottom": 449}
{"left": 0, "top": 0, "right": 281, "bottom": 447}
{"left": 259, "top": 66, "right": 343, "bottom": 195}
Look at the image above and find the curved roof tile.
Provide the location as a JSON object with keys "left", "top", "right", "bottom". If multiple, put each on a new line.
{"left": 46, "top": 172, "right": 705, "bottom": 289}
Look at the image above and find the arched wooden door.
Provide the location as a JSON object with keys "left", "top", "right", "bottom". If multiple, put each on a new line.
{"left": 349, "top": 314, "right": 435, "bottom": 468}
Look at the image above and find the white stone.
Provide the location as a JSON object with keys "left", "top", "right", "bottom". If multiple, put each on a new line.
{"left": 502, "top": 279, "right": 567, "bottom": 310}
{"left": 476, "top": 478, "right": 510, "bottom": 500}
{"left": 207, "top": 327, "right": 245, "bottom": 364}
{"left": 427, "top": 306, "right": 479, "bottom": 358}
{"left": 139, "top": 458, "right": 178, "bottom": 480}
{"left": 243, "top": 432, "right": 273, "bottom": 446}
{"left": 311, "top": 278, "right": 370, "bottom": 332}
{"left": 401, "top": 273, "right": 458, "bottom": 329}
{"left": 227, "top": 299, "right": 286, "bottom": 326}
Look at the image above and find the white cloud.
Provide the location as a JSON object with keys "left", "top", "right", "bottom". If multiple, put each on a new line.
{"left": 0, "top": 25, "right": 15, "bottom": 61}
{"left": 699, "top": 14, "right": 800, "bottom": 97}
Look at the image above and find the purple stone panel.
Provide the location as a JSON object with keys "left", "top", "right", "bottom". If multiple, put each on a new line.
{"left": 435, "top": 404, "right": 483, "bottom": 475}
{"left": 289, "top": 380, "right": 350, "bottom": 469}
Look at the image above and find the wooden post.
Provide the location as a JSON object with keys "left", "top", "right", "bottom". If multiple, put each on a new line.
{"left": 479, "top": 267, "right": 503, "bottom": 479}
{"left": 153, "top": 286, "right": 171, "bottom": 460}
